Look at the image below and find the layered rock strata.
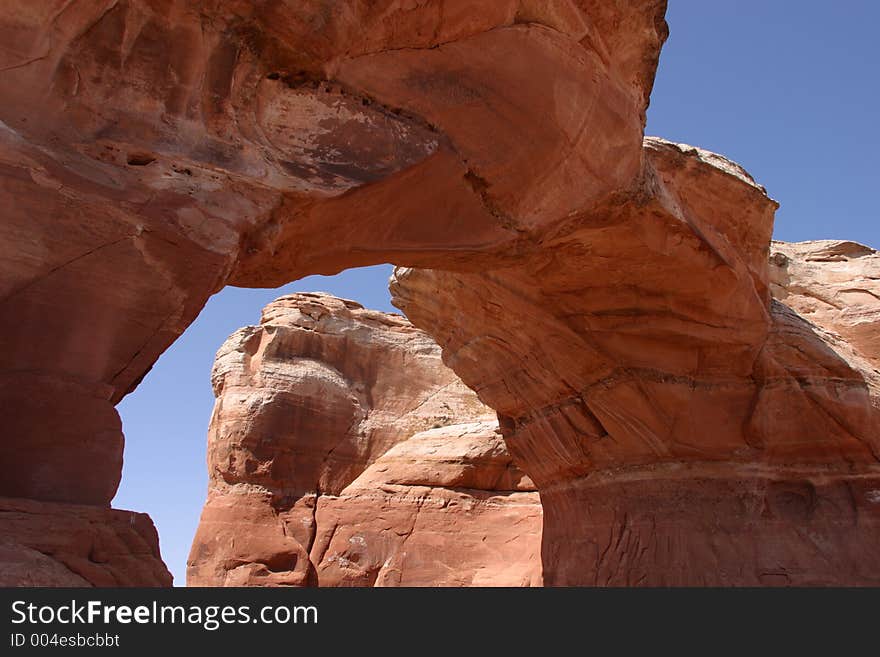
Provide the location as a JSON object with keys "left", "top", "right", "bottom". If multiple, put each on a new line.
{"left": 0, "top": 497, "right": 170, "bottom": 587}
{"left": 4, "top": 0, "right": 880, "bottom": 586}
{"left": 770, "top": 240, "right": 880, "bottom": 369}
{"left": 392, "top": 140, "right": 880, "bottom": 585}
{"left": 0, "top": 0, "right": 667, "bottom": 586}
{"left": 187, "top": 293, "right": 541, "bottom": 586}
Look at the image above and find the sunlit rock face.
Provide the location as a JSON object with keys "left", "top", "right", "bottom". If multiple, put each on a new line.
{"left": 4, "top": 0, "right": 880, "bottom": 587}
{"left": 0, "top": 0, "right": 666, "bottom": 507}
{"left": 0, "top": 0, "right": 670, "bottom": 586}
{"left": 311, "top": 422, "right": 542, "bottom": 587}
{"left": 187, "top": 293, "right": 541, "bottom": 587}
{"left": 770, "top": 240, "right": 880, "bottom": 370}
{"left": 392, "top": 139, "right": 880, "bottom": 586}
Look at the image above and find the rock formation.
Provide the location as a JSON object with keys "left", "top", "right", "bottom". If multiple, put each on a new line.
{"left": 392, "top": 140, "right": 880, "bottom": 586}
{"left": 187, "top": 293, "right": 541, "bottom": 586}
{"left": 2, "top": 0, "right": 879, "bottom": 586}
{"left": 0, "top": 497, "right": 170, "bottom": 587}
{"left": 770, "top": 240, "right": 880, "bottom": 368}
{"left": 0, "top": 0, "right": 666, "bottom": 507}
{"left": 311, "top": 422, "right": 541, "bottom": 587}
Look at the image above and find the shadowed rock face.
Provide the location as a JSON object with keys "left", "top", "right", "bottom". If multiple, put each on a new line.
{"left": 187, "top": 293, "right": 541, "bottom": 587}
{"left": 3, "top": 0, "right": 880, "bottom": 587}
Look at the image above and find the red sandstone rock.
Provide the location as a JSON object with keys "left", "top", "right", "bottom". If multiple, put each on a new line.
{"left": 187, "top": 293, "right": 541, "bottom": 586}
{"left": 392, "top": 138, "right": 880, "bottom": 585}
{"left": 312, "top": 421, "right": 542, "bottom": 587}
{"left": 771, "top": 240, "right": 880, "bottom": 369}
{"left": 0, "top": 0, "right": 667, "bottom": 511}
{"left": 0, "top": 497, "right": 171, "bottom": 587}
{"left": 0, "top": 0, "right": 666, "bottom": 586}
{"left": 5, "top": 0, "right": 880, "bottom": 587}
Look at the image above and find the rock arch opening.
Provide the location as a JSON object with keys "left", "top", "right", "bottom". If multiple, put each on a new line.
{"left": 113, "top": 265, "right": 400, "bottom": 585}
{"left": 2, "top": 0, "right": 880, "bottom": 586}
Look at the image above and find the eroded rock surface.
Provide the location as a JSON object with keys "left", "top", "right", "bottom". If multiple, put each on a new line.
{"left": 0, "top": 0, "right": 666, "bottom": 587}
{"left": 0, "top": 497, "right": 170, "bottom": 587}
{"left": 392, "top": 139, "right": 880, "bottom": 585}
{"left": 771, "top": 240, "right": 880, "bottom": 369}
{"left": 0, "top": 0, "right": 667, "bottom": 508}
{"left": 312, "top": 421, "right": 542, "bottom": 587}
{"left": 4, "top": 0, "right": 880, "bottom": 587}
{"left": 187, "top": 293, "right": 541, "bottom": 586}
{"left": 0, "top": 0, "right": 670, "bottom": 509}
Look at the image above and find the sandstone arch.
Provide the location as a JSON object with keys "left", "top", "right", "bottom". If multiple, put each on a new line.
{"left": 2, "top": 1, "right": 879, "bottom": 586}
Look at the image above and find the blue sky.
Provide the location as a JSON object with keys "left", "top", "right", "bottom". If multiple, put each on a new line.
{"left": 113, "top": 2, "right": 880, "bottom": 584}
{"left": 648, "top": 1, "right": 877, "bottom": 245}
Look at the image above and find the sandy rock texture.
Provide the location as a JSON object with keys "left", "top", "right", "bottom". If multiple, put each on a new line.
{"left": 3, "top": 0, "right": 880, "bottom": 586}
{"left": 0, "top": 497, "right": 170, "bottom": 587}
{"left": 392, "top": 139, "right": 880, "bottom": 585}
{"left": 771, "top": 240, "right": 880, "bottom": 368}
{"left": 187, "top": 293, "right": 541, "bottom": 586}
{"left": 0, "top": 0, "right": 666, "bottom": 586}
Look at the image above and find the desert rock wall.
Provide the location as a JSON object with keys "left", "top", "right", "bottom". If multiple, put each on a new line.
{"left": 391, "top": 141, "right": 880, "bottom": 585}
{"left": 187, "top": 293, "right": 541, "bottom": 586}
{"left": 3, "top": 0, "right": 880, "bottom": 586}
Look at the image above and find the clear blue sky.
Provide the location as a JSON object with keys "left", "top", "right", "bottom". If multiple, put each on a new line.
{"left": 113, "top": 1, "right": 880, "bottom": 584}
